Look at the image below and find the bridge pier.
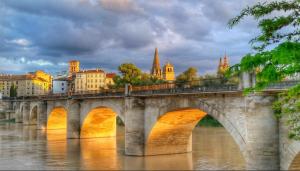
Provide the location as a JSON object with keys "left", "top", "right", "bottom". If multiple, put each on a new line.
{"left": 37, "top": 102, "right": 47, "bottom": 130}
{"left": 244, "top": 95, "right": 279, "bottom": 170}
{"left": 67, "top": 100, "right": 81, "bottom": 139}
{"left": 15, "top": 102, "right": 22, "bottom": 123}
{"left": 22, "top": 102, "right": 30, "bottom": 125}
{"left": 124, "top": 97, "right": 145, "bottom": 156}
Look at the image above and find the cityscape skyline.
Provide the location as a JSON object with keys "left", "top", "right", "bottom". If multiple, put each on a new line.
{"left": 0, "top": 0, "right": 260, "bottom": 75}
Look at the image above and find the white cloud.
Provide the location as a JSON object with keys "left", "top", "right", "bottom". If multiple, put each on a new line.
{"left": 9, "top": 38, "right": 31, "bottom": 46}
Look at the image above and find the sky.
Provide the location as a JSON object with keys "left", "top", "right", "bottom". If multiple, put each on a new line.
{"left": 0, "top": 0, "right": 262, "bottom": 76}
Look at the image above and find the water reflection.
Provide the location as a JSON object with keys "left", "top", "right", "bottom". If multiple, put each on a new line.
{"left": 0, "top": 124, "right": 245, "bottom": 170}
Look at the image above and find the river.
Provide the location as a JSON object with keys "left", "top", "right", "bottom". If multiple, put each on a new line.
{"left": 0, "top": 124, "right": 245, "bottom": 170}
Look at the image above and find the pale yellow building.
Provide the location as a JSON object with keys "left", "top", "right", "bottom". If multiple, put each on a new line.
{"left": 0, "top": 70, "right": 52, "bottom": 97}
{"left": 74, "top": 69, "right": 106, "bottom": 93}
{"left": 105, "top": 73, "right": 116, "bottom": 88}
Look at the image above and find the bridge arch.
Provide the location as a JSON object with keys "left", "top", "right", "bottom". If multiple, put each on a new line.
{"left": 47, "top": 107, "right": 67, "bottom": 130}
{"left": 79, "top": 99, "right": 124, "bottom": 139}
{"left": 289, "top": 153, "right": 300, "bottom": 170}
{"left": 145, "top": 97, "right": 246, "bottom": 157}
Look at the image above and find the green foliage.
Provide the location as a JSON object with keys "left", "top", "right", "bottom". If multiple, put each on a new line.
{"left": 113, "top": 63, "right": 166, "bottom": 88}
{"left": 197, "top": 115, "right": 222, "bottom": 127}
{"left": 228, "top": 0, "right": 300, "bottom": 51}
{"left": 9, "top": 84, "right": 17, "bottom": 97}
{"left": 229, "top": 0, "right": 300, "bottom": 140}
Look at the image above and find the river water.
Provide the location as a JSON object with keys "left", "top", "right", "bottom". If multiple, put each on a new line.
{"left": 0, "top": 124, "right": 245, "bottom": 170}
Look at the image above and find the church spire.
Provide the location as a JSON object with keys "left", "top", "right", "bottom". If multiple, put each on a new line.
{"left": 151, "top": 48, "right": 162, "bottom": 78}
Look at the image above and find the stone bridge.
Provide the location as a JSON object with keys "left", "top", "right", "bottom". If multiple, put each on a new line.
{"left": 3, "top": 79, "right": 300, "bottom": 170}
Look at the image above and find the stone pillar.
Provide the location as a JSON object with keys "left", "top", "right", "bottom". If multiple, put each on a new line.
{"left": 124, "top": 97, "right": 145, "bottom": 156}
{"left": 67, "top": 100, "right": 81, "bottom": 139}
{"left": 244, "top": 94, "right": 279, "bottom": 170}
{"left": 15, "top": 102, "right": 22, "bottom": 123}
{"left": 22, "top": 102, "right": 30, "bottom": 125}
{"left": 242, "top": 72, "right": 251, "bottom": 89}
{"left": 37, "top": 101, "right": 47, "bottom": 130}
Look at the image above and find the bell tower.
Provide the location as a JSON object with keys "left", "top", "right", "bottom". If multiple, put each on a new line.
{"left": 163, "top": 62, "right": 175, "bottom": 81}
{"left": 69, "top": 60, "right": 80, "bottom": 75}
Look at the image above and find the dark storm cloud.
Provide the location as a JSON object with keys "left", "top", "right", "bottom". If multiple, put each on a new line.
{"left": 0, "top": 0, "right": 261, "bottom": 75}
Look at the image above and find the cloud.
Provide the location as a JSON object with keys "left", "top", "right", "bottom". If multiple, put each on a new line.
{"left": 8, "top": 38, "right": 31, "bottom": 46}
{"left": 0, "top": 0, "right": 262, "bottom": 75}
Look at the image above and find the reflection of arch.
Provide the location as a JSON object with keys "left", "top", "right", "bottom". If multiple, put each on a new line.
{"left": 29, "top": 105, "right": 38, "bottom": 125}
{"left": 18, "top": 104, "right": 24, "bottom": 123}
{"left": 47, "top": 107, "right": 67, "bottom": 130}
{"left": 80, "top": 138, "right": 118, "bottom": 169}
{"left": 81, "top": 107, "right": 118, "bottom": 138}
{"left": 145, "top": 97, "right": 246, "bottom": 157}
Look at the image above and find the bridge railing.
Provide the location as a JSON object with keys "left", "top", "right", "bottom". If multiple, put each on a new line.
{"left": 266, "top": 80, "right": 300, "bottom": 90}
{"left": 130, "top": 84, "right": 239, "bottom": 96}
{"left": 6, "top": 80, "right": 300, "bottom": 100}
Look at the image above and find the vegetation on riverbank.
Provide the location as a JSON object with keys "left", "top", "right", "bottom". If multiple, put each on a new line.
{"left": 197, "top": 115, "right": 222, "bottom": 127}
{"left": 0, "top": 118, "right": 15, "bottom": 124}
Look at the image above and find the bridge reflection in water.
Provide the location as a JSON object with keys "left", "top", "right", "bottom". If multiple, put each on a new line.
{"left": 42, "top": 124, "right": 246, "bottom": 170}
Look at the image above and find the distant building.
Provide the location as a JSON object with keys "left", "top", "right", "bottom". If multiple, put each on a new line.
{"left": 69, "top": 60, "right": 80, "bottom": 76}
{"left": 0, "top": 70, "right": 52, "bottom": 97}
{"left": 52, "top": 77, "right": 68, "bottom": 94}
{"left": 105, "top": 73, "right": 116, "bottom": 87}
{"left": 150, "top": 48, "right": 175, "bottom": 81}
{"left": 151, "top": 48, "right": 163, "bottom": 79}
{"left": 163, "top": 62, "right": 175, "bottom": 81}
{"left": 74, "top": 69, "right": 106, "bottom": 93}
{"left": 217, "top": 54, "right": 230, "bottom": 77}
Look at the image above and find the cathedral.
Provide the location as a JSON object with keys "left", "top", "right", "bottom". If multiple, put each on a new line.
{"left": 217, "top": 54, "right": 230, "bottom": 76}
{"left": 151, "top": 48, "right": 175, "bottom": 82}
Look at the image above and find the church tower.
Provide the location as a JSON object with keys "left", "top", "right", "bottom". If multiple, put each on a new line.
{"left": 217, "top": 54, "right": 230, "bottom": 77}
{"left": 151, "top": 48, "right": 162, "bottom": 79}
{"left": 69, "top": 60, "right": 80, "bottom": 76}
{"left": 163, "top": 62, "right": 175, "bottom": 81}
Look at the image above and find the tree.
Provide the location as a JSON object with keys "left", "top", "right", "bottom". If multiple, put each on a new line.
{"left": 113, "top": 63, "right": 166, "bottom": 88}
{"left": 176, "top": 67, "right": 199, "bottom": 86}
{"left": 228, "top": 0, "right": 300, "bottom": 140}
{"left": 9, "top": 84, "right": 17, "bottom": 97}
{"left": 118, "top": 63, "right": 142, "bottom": 83}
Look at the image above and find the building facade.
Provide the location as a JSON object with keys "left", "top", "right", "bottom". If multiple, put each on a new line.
{"left": 69, "top": 60, "right": 80, "bottom": 76}
{"left": 52, "top": 79, "right": 68, "bottom": 94}
{"left": 105, "top": 73, "right": 116, "bottom": 88}
{"left": 74, "top": 69, "right": 106, "bottom": 93}
{"left": 163, "top": 62, "right": 175, "bottom": 81}
{"left": 0, "top": 70, "right": 52, "bottom": 97}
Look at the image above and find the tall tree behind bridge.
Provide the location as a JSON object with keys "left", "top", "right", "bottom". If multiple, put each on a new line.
{"left": 228, "top": 0, "right": 300, "bottom": 140}
{"left": 9, "top": 84, "right": 17, "bottom": 97}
